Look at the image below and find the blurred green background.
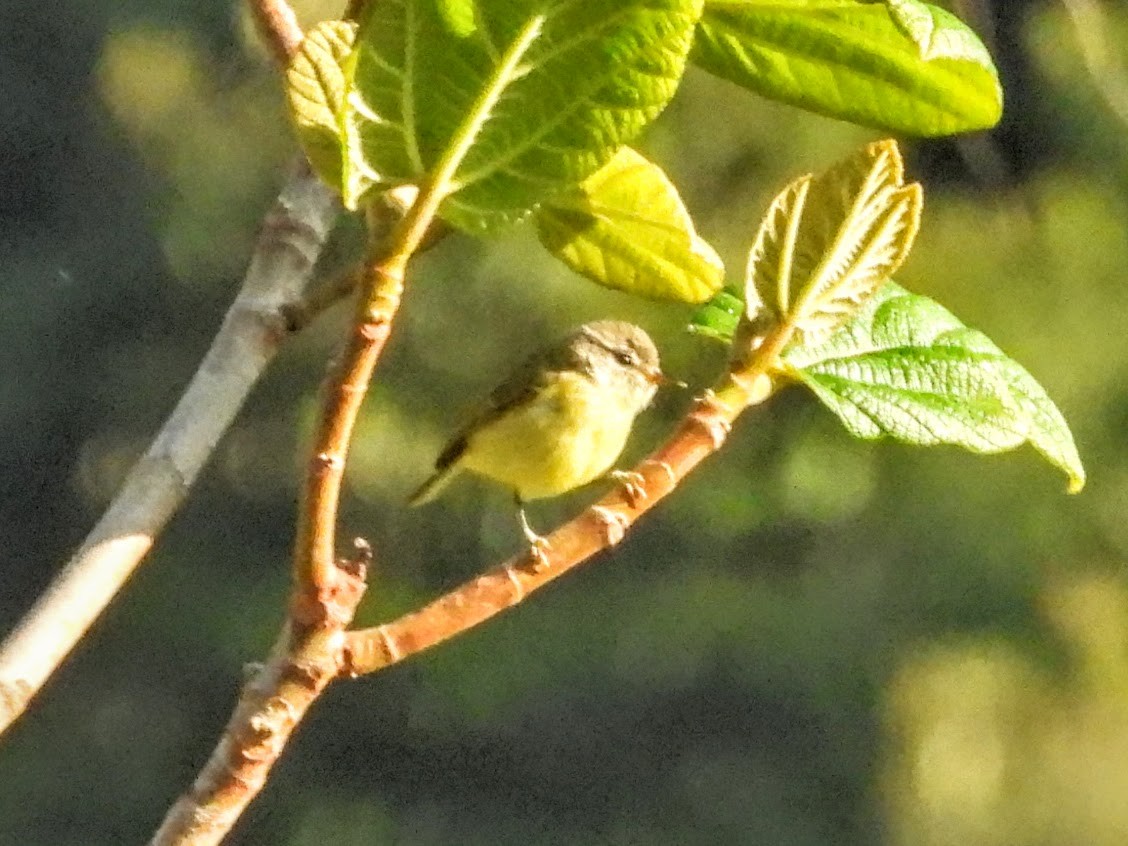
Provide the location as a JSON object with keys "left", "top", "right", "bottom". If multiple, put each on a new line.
{"left": 3, "top": 1, "right": 1128, "bottom": 843}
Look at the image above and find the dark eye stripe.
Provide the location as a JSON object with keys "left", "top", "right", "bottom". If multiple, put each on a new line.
{"left": 581, "top": 325, "right": 655, "bottom": 373}
{"left": 584, "top": 328, "right": 630, "bottom": 358}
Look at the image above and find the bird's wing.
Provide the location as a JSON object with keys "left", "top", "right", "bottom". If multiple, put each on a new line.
{"left": 431, "top": 347, "right": 556, "bottom": 473}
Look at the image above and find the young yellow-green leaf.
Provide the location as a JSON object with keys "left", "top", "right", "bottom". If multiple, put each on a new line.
{"left": 534, "top": 147, "right": 724, "bottom": 303}
{"left": 692, "top": 0, "right": 1003, "bottom": 136}
{"left": 285, "top": 21, "right": 369, "bottom": 206}
{"left": 347, "top": 0, "right": 704, "bottom": 231}
{"left": 782, "top": 282, "right": 1085, "bottom": 493}
{"left": 746, "top": 139, "right": 922, "bottom": 346}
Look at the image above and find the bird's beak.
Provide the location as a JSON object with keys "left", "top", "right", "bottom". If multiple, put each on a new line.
{"left": 646, "top": 367, "right": 687, "bottom": 389}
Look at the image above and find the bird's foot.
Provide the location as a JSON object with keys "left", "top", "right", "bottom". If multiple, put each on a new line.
{"left": 519, "top": 507, "right": 552, "bottom": 571}
{"left": 523, "top": 533, "right": 552, "bottom": 571}
{"left": 590, "top": 506, "right": 630, "bottom": 546}
{"left": 609, "top": 469, "right": 647, "bottom": 507}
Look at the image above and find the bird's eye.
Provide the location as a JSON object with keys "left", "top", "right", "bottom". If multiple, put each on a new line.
{"left": 615, "top": 350, "right": 636, "bottom": 367}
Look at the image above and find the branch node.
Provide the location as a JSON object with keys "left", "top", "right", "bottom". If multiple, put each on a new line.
{"left": 315, "top": 452, "right": 345, "bottom": 471}
{"left": 730, "top": 369, "right": 774, "bottom": 404}
{"left": 359, "top": 320, "right": 389, "bottom": 342}
{"left": 286, "top": 655, "right": 327, "bottom": 691}
{"left": 341, "top": 626, "right": 400, "bottom": 678}
{"left": 290, "top": 559, "right": 368, "bottom": 629}
{"left": 377, "top": 627, "right": 402, "bottom": 663}
{"left": 339, "top": 537, "right": 373, "bottom": 578}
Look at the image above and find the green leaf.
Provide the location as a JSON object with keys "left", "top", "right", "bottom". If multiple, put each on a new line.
{"left": 535, "top": 147, "right": 724, "bottom": 303}
{"left": 689, "top": 286, "right": 745, "bottom": 341}
{"left": 691, "top": 0, "right": 1003, "bottom": 136}
{"left": 285, "top": 21, "right": 366, "bottom": 205}
{"left": 782, "top": 282, "right": 1086, "bottom": 493}
{"left": 339, "top": 0, "right": 703, "bottom": 227}
{"left": 885, "top": 0, "right": 993, "bottom": 64}
{"left": 746, "top": 139, "right": 922, "bottom": 346}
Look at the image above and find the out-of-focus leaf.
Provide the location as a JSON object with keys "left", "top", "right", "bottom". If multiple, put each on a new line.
{"left": 783, "top": 282, "right": 1086, "bottom": 493}
{"left": 688, "top": 286, "right": 745, "bottom": 341}
{"left": 692, "top": 0, "right": 1003, "bottom": 136}
{"left": 746, "top": 139, "right": 922, "bottom": 346}
{"left": 336, "top": 0, "right": 703, "bottom": 228}
{"left": 535, "top": 147, "right": 724, "bottom": 303}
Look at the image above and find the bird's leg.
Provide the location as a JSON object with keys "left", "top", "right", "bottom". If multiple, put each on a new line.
{"left": 607, "top": 469, "right": 647, "bottom": 508}
{"left": 516, "top": 494, "right": 551, "bottom": 570}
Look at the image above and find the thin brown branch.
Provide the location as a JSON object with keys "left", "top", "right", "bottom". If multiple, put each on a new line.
{"left": 0, "top": 162, "right": 340, "bottom": 738}
{"left": 291, "top": 252, "right": 406, "bottom": 605}
{"left": 249, "top": 0, "right": 304, "bottom": 66}
{"left": 292, "top": 174, "right": 460, "bottom": 600}
{"left": 342, "top": 329, "right": 791, "bottom": 677}
{"left": 151, "top": 240, "right": 413, "bottom": 844}
{"left": 150, "top": 557, "right": 367, "bottom": 846}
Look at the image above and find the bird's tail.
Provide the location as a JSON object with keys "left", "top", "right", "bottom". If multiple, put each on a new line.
{"left": 407, "top": 464, "right": 459, "bottom": 506}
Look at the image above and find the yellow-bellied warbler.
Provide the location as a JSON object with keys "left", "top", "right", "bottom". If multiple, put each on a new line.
{"left": 409, "top": 321, "right": 672, "bottom": 551}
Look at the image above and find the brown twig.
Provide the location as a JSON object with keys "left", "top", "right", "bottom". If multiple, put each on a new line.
{"left": 249, "top": 0, "right": 305, "bottom": 66}
{"left": 341, "top": 329, "right": 791, "bottom": 677}
{"left": 0, "top": 161, "right": 340, "bottom": 738}
{"left": 149, "top": 244, "right": 413, "bottom": 844}
{"left": 291, "top": 251, "right": 406, "bottom": 607}
{"left": 293, "top": 156, "right": 466, "bottom": 603}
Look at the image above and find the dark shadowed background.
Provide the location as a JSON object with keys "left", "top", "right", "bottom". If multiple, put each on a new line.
{"left": 3, "top": 1, "right": 1128, "bottom": 843}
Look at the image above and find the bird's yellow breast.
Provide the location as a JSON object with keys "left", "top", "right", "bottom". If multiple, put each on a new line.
{"left": 458, "top": 370, "right": 638, "bottom": 500}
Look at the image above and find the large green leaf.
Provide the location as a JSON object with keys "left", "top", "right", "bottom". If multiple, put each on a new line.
{"left": 535, "top": 147, "right": 724, "bottom": 303}
{"left": 782, "top": 282, "right": 1085, "bottom": 492}
{"left": 692, "top": 0, "right": 1003, "bottom": 136}
{"left": 288, "top": 1, "right": 704, "bottom": 228}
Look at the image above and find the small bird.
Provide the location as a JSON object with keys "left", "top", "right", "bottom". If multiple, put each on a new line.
{"left": 409, "top": 321, "right": 668, "bottom": 555}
